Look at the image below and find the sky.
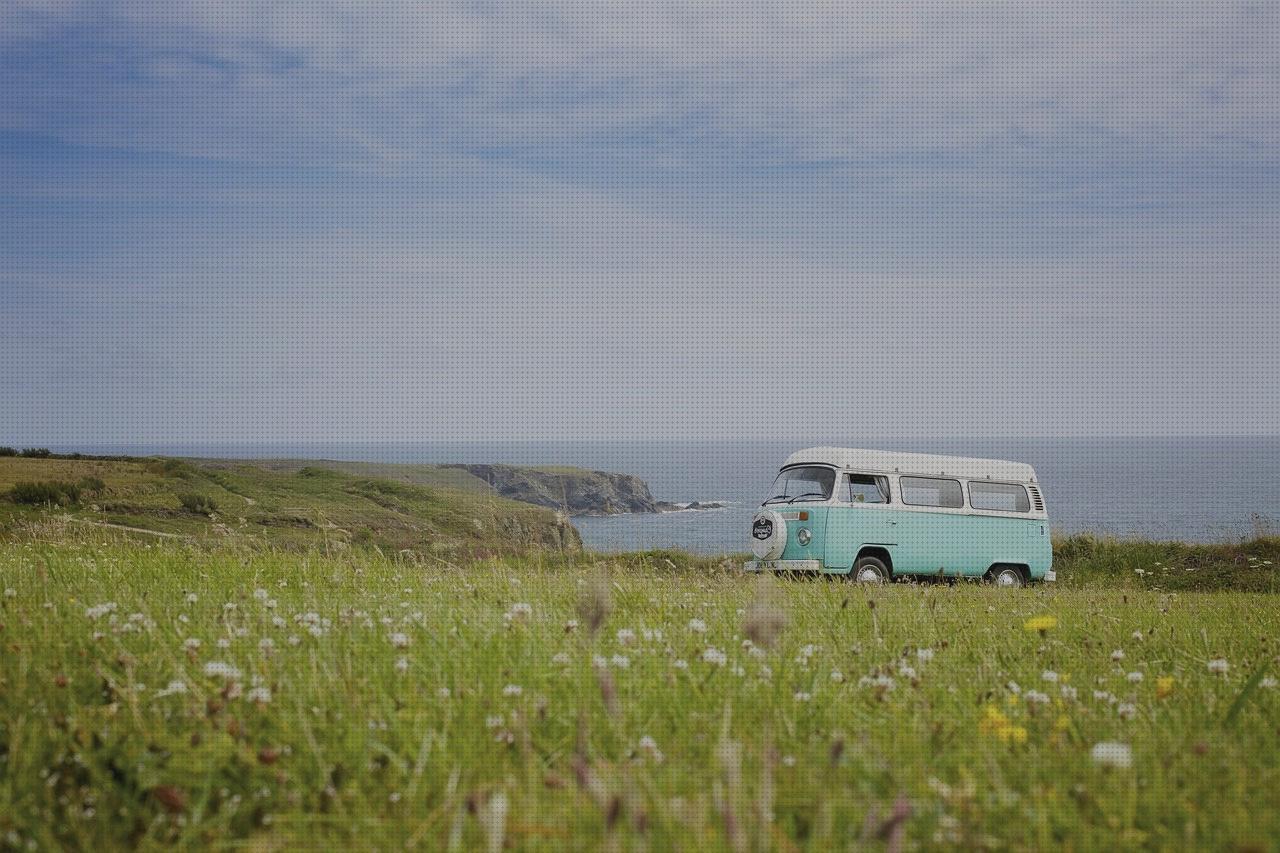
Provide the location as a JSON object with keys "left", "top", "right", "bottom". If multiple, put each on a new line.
{"left": 1, "top": 1, "right": 1278, "bottom": 444}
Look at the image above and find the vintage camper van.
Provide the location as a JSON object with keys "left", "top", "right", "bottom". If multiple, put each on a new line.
{"left": 745, "top": 447, "right": 1054, "bottom": 584}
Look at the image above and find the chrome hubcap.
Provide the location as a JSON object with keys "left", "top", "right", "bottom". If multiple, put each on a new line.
{"left": 996, "top": 571, "right": 1019, "bottom": 587}
{"left": 858, "top": 568, "right": 882, "bottom": 583}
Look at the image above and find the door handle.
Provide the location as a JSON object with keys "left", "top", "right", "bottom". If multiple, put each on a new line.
{"left": 888, "top": 520, "right": 898, "bottom": 525}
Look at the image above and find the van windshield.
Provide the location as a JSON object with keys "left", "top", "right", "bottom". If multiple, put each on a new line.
{"left": 763, "top": 466, "right": 836, "bottom": 504}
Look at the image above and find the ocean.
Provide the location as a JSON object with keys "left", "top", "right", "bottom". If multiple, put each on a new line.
{"left": 66, "top": 437, "right": 1280, "bottom": 554}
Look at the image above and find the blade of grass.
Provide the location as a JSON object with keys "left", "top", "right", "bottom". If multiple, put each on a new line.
{"left": 1223, "top": 661, "right": 1271, "bottom": 727}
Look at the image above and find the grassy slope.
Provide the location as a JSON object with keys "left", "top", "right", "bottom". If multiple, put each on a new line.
{"left": 1, "top": 541, "right": 1278, "bottom": 849}
{"left": 0, "top": 457, "right": 577, "bottom": 557}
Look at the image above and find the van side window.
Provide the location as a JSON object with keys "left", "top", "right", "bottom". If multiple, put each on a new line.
{"left": 847, "top": 474, "right": 890, "bottom": 504}
{"left": 899, "top": 476, "right": 963, "bottom": 508}
{"left": 969, "top": 481, "right": 1031, "bottom": 512}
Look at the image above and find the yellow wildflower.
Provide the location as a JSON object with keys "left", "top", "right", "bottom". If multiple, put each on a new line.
{"left": 1156, "top": 676, "right": 1175, "bottom": 699}
{"left": 1024, "top": 615, "right": 1058, "bottom": 634}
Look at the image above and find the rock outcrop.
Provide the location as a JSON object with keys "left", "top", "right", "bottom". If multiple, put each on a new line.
{"left": 446, "top": 464, "right": 662, "bottom": 516}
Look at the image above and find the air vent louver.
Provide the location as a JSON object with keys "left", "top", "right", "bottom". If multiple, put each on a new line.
{"left": 1027, "top": 485, "right": 1044, "bottom": 512}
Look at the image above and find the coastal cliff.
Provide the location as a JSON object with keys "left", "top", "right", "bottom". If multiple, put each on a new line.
{"left": 445, "top": 464, "right": 667, "bottom": 516}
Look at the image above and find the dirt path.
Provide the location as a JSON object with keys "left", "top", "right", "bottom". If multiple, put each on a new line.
{"left": 66, "top": 518, "right": 189, "bottom": 539}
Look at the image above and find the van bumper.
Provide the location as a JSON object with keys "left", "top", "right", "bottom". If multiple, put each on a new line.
{"left": 744, "top": 560, "right": 823, "bottom": 573}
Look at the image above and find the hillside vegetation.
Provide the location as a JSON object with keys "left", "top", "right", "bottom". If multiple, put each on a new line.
{"left": 0, "top": 456, "right": 578, "bottom": 557}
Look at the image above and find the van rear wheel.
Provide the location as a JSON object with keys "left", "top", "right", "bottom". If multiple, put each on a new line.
{"left": 852, "top": 555, "right": 890, "bottom": 584}
{"left": 988, "top": 565, "right": 1026, "bottom": 588}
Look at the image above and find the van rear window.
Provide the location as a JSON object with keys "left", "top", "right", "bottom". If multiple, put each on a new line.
{"left": 969, "top": 481, "right": 1031, "bottom": 512}
{"left": 899, "top": 476, "right": 963, "bottom": 508}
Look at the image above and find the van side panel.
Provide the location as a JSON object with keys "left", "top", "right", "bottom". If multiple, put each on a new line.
{"left": 827, "top": 508, "right": 1052, "bottom": 578}
{"left": 823, "top": 507, "right": 899, "bottom": 573}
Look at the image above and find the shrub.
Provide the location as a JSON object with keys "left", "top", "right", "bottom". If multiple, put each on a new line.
{"left": 177, "top": 492, "right": 218, "bottom": 515}
{"left": 77, "top": 476, "right": 107, "bottom": 497}
{"left": 10, "top": 480, "right": 81, "bottom": 506}
{"left": 19, "top": 448, "right": 52, "bottom": 458}
{"left": 0, "top": 446, "right": 16, "bottom": 457}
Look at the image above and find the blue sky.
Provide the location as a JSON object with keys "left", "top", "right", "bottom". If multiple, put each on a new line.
{"left": 2, "top": 1, "right": 1278, "bottom": 443}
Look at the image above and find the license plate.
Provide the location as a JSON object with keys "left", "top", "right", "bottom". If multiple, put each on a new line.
{"left": 1045, "top": 570, "right": 1057, "bottom": 582}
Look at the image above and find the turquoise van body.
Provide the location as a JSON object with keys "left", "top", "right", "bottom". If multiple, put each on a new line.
{"left": 745, "top": 448, "right": 1054, "bottom": 583}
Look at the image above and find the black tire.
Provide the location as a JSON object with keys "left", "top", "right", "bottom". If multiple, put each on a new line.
{"left": 988, "top": 565, "right": 1026, "bottom": 588}
{"left": 852, "top": 555, "right": 891, "bottom": 584}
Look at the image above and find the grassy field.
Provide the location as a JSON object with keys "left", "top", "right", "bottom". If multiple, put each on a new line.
{"left": 2, "top": 538, "right": 1279, "bottom": 850}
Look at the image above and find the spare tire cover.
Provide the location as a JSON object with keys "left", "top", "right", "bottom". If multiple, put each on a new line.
{"left": 751, "top": 509, "right": 787, "bottom": 560}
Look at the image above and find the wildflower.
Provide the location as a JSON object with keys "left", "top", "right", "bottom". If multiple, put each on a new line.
{"left": 258, "top": 638, "right": 275, "bottom": 655}
{"left": 781, "top": 755, "right": 797, "bottom": 768}
{"left": 610, "top": 654, "right": 631, "bottom": 669}
{"left": 592, "top": 654, "right": 609, "bottom": 669}
{"left": 388, "top": 632, "right": 411, "bottom": 649}
{"left": 564, "top": 619, "right": 579, "bottom": 633}
{"left": 673, "top": 659, "right": 689, "bottom": 671}
{"left": 246, "top": 686, "right": 272, "bottom": 705}
{"left": 502, "top": 684, "right": 523, "bottom": 697}
{"left": 504, "top": 602, "right": 533, "bottom": 624}
{"left": 638, "top": 735, "right": 664, "bottom": 763}
{"left": 1156, "top": 676, "right": 1175, "bottom": 699}
{"left": 223, "top": 602, "right": 237, "bottom": 612}
{"left": 216, "top": 638, "right": 231, "bottom": 649}
{"left": 1111, "top": 649, "right": 1125, "bottom": 662}
{"left": 1090, "top": 742, "right": 1133, "bottom": 769}
{"left": 1024, "top": 690, "right": 1051, "bottom": 706}
{"left": 979, "top": 704, "right": 1028, "bottom": 744}
{"left": 688, "top": 618, "right": 708, "bottom": 634}
{"left": 916, "top": 648, "right": 935, "bottom": 663}
{"left": 1127, "top": 671, "right": 1144, "bottom": 683}
{"left": 286, "top": 635, "right": 301, "bottom": 647}
{"left": 1006, "top": 681, "right": 1022, "bottom": 696}
{"left": 794, "top": 691, "right": 813, "bottom": 702}
{"left": 1060, "top": 685, "right": 1079, "bottom": 701}
{"left": 183, "top": 638, "right": 202, "bottom": 653}
{"left": 156, "top": 680, "right": 188, "bottom": 697}
{"left": 830, "top": 670, "right": 845, "bottom": 683}
{"left": 1023, "top": 615, "right": 1057, "bottom": 634}
{"left": 616, "top": 628, "right": 636, "bottom": 646}
{"left": 1117, "top": 703, "right": 1138, "bottom": 720}
{"left": 485, "top": 715, "right": 503, "bottom": 729}
{"left": 253, "top": 588, "right": 269, "bottom": 601}
{"left": 1131, "top": 631, "right": 1144, "bottom": 642}
{"left": 437, "top": 687, "right": 452, "bottom": 699}
{"left": 85, "top": 602, "right": 117, "bottom": 620}
{"left": 1207, "top": 658, "right": 1229, "bottom": 675}
{"left": 702, "top": 647, "right": 727, "bottom": 666}
{"left": 551, "top": 652, "right": 571, "bottom": 666}
{"left": 1260, "top": 676, "right": 1278, "bottom": 689}
{"left": 203, "top": 661, "right": 241, "bottom": 680}
{"left": 3, "top": 588, "right": 16, "bottom": 598}
{"left": 185, "top": 592, "right": 198, "bottom": 604}
{"left": 1041, "top": 670, "right": 1059, "bottom": 684}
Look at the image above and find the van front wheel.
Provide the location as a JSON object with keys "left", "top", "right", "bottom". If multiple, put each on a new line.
{"left": 852, "top": 555, "right": 890, "bottom": 584}
{"left": 988, "top": 565, "right": 1025, "bottom": 588}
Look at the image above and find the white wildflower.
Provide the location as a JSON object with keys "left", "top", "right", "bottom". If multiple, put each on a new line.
{"left": 395, "top": 657, "right": 409, "bottom": 673}
{"left": 156, "top": 680, "right": 188, "bottom": 697}
{"left": 185, "top": 592, "right": 198, "bottom": 604}
{"left": 1061, "top": 685, "right": 1079, "bottom": 701}
{"left": 702, "top": 647, "right": 727, "bottom": 666}
{"left": 485, "top": 715, "right": 503, "bottom": 729}
{"left": 502, "top": 684, "right": 523, "bottom": 697}
{"left": 610, "top": 654, "right": 631, "bottom": 669}
{"left": 1091, "top": 742, "right": 1133, "bottom": 769}
{"left": 638, "top": 735, "right": 664, "bottom": 763}
{"left": 388, "top": 632, "right": 411, "bottom": 649}
{"left": 1041, "top": 670, "right": 1059, "bottom": 684}
{"left": 1024, "top": 690, "right": 1051, "bottom": 705}
{"left": 830, "top": 670, "right": 845, "bottom": 683}
{"left": 287, "top": 635, "right": 301, "bottom": 647}
{"left": 1111, "top": 649, "right": 1125, "bottom": 662}
{"left": 4, "top": 588, "right": 16, "bottom": 598}
{"left": 183, "top": 638, "right": 202, "bottom": 652}
{"left": 794, "top": 691, "right": 812, "bottom": 702}
{"left": 592, "top": 654, "right": 609, "bottom": 669}
{"left": 551, "top": 652, "right": 571, "bottom": 666}
{"left": 916, "top": 648, "right": 935, "bottom": 663}
{"left": 85, "top": 602, "right": 117, "bottom": 620}
{"left": 673, "top": 659, "right": 689, "bottom": 671}
{"left": 688, "top": 618, "right": 708, "bottom": 634}
{"left": 258, "top": 637, "right": 275, "bottom": 655}
{"left": 1117, "top": 703, "right": 1138, "bottom": 720}
{"left": 899, "top": 665, "right": 918, "bottom": 680}
{"left": 1127, "top": 671, "right": 1144, "bottom": 683}
{"left": 246, "top": 686, "right": 272, "bottom": 704}
{"left": 1207, "top": 658, "right": 1230, "bottom": 674}
{"left": 203, "top": 661, "right": 241, "bottom": 680}
{"left": 616, "top": 628, "right": 636, "bottom": 646}
{"left": 253, "top": 588, "right": 269, "bottom": 601}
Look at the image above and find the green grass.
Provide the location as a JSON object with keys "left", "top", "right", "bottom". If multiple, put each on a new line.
{"left": 2, "top": 540, "right": 1278, "bottom": 850}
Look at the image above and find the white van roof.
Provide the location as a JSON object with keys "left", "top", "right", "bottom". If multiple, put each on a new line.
{"left": 783, "top": 447, "right": 1038, "bottom": 483}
